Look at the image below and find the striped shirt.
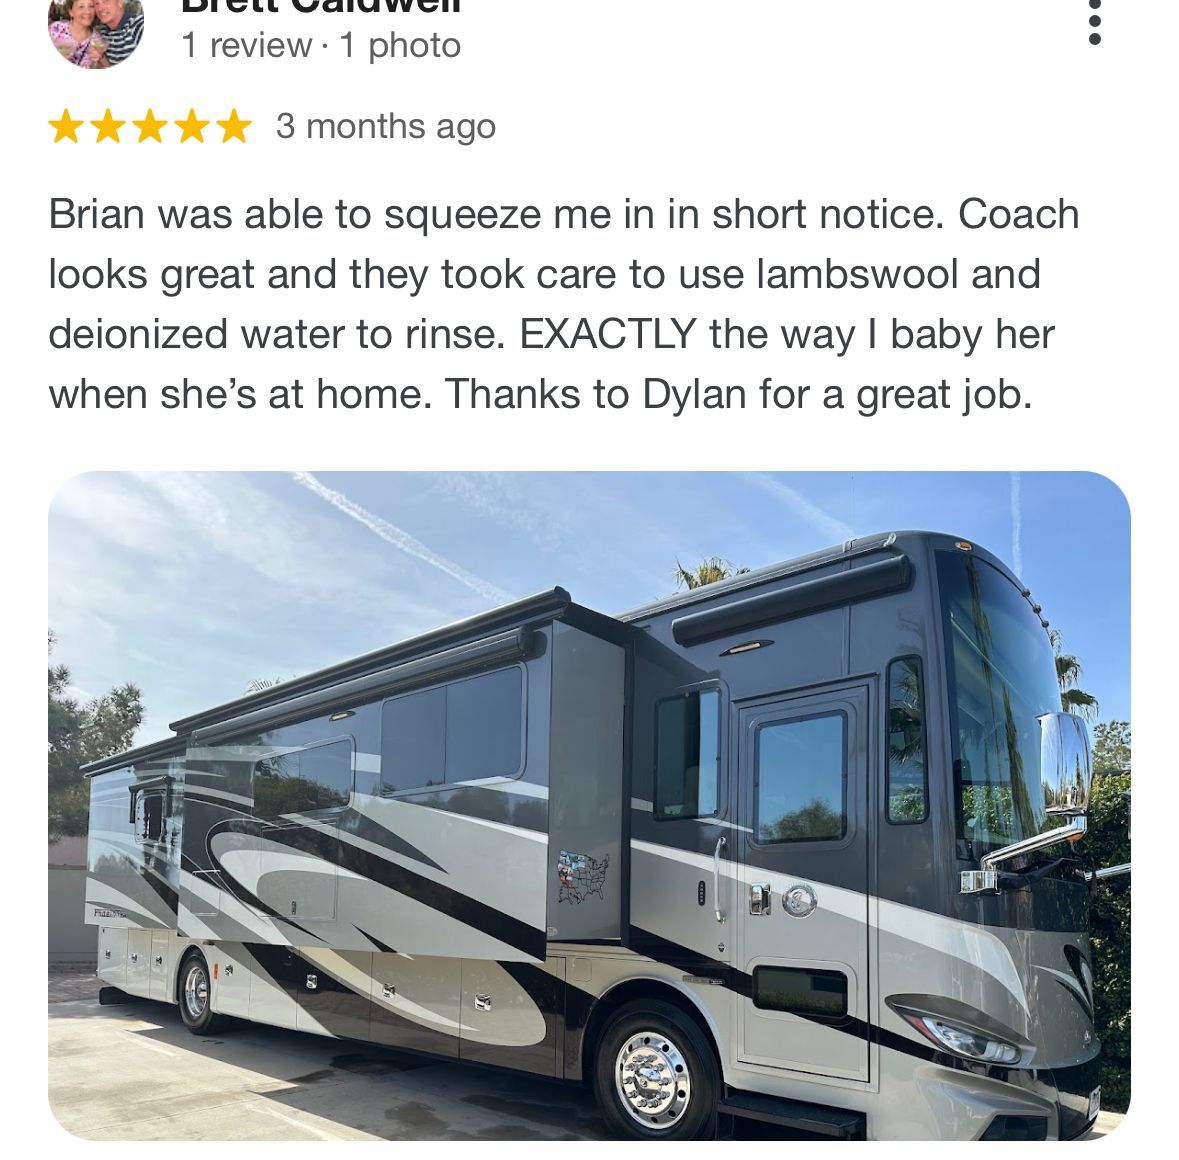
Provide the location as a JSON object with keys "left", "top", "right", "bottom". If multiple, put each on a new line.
{"left": 98, "top": 11, "right": 143, "bottom": 65}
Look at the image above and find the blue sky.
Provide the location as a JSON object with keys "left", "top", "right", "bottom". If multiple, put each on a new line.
{"left": 48, "top": 472, "right": 1129, "bottom": 743}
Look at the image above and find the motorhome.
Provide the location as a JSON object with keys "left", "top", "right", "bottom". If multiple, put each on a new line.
{"left": 81, "top": 530, "right": 1118, "bottom": 1140}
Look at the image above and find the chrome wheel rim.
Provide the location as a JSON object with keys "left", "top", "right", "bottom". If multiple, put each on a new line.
{"left": 614, "top": 1029, "right": 692, "bottom": 1130}
{"left": 183, "top": 962, "right": 209, "bottom": 1020}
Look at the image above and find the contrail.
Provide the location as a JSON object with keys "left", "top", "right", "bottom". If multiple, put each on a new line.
{"left": 291, "top": 472, "right": 513, "bottom": 605}
{"left": 1010, "top": 472, "right": 1024, "bottom": 578}
{"left": 743, "top": 473, "right": 855, "bottom": 542}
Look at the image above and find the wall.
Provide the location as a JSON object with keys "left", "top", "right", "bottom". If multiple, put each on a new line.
{"left": 49, "top": 838, "right": 97, "bottom": 965}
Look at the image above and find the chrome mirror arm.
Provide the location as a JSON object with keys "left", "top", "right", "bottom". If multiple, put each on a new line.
{"left": 961, "top": 815, "right": 1087, "bottom": 894}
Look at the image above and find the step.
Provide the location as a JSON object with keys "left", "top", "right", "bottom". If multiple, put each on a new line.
{"left": 719, "top": 1091, "right": 866, "bottom": 1139}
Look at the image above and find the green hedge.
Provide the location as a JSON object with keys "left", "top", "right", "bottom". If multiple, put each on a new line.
{"left": 1087, "top": 772, "right": 1131, "bottom": 1112}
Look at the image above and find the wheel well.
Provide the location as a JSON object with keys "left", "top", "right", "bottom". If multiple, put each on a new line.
{"left": 172, "top": 944, "right": 204, "bottom": 1005}
{"left": 579, "top": 978, "right": 723, "bottom": 1087}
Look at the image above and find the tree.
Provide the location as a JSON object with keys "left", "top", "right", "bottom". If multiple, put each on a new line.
{"left": 1049, "top": 628, "right": 1099, "bottom": 721}
{"left": 245, "top": 677, "right": 292, "bottom": 693}
{"left": 760, "top": 799, "right": 843, "bottom": 843}
{"left": 674, "top": 556, "right": 749, "bottom": 591}
{"left": 1092, "top": 720, "right": 1130, "bottom": 772}
{"left": 1087, "top": 731, "right": 1131, "bottom": 1112}
{"left": 49, "top": 631, "right": 144, "bottom": 841}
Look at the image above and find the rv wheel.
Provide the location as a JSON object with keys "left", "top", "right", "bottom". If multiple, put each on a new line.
{"left": 593, "top": 1000, "right": 719, "bottom": 1140}
{"left": 177, "top": 950, "right": 226, "bottom": 1036}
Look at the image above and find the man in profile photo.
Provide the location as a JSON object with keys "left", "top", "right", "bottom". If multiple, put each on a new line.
{"left": 93, "top": 0, "right": 143, "bottom": 67}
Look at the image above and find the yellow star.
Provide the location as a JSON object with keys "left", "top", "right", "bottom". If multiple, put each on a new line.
{"left": 175, "top": 108, "right": 210, "bottom": 143}
{"left": 91, "top": 108, "right": 126, "bottom": 143}
{"left": 216, "top": 108, "right": 251, "bottom": 143}
{"left": 50, "top": 108, "right": 84, "bottom": 143}
{"left": 132, "top": 108, "right": 168, "bottom": 143}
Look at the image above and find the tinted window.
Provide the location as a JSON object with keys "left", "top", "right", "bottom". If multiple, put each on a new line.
{"left": 755, "top": 713, "right": 846, "bottom": 842}
{"left": 447, "top": 667, "right": 523, "bottom": 781}
{"left": 655, "top": 689, "right": 720, "bottom": 820}
{"left": 381, "top": 667, "right": 524, "bottom": 794}
{"left": 753, "top": 966, "right": 847, "bottom": 1019}
{"left": 887, "top": 656, "right": 928, "bottom": 823}
{"left": 382, "top": 686, "right": 446, "bottom": 791}
{"left": 938, "top": 552, "right": 1061, "bottom": 849}
{"left": 254, "top": 738, "right": 353, "bottom": 817}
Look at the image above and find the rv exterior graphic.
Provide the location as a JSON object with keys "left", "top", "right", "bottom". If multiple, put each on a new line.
{"left": 82, "top": 530, "right": 1111, "bottom": 1141}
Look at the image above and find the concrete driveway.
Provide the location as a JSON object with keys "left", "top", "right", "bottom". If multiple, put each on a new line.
{"left": 48, "top": 971, "right": 1124, "bottom": 1141}
{"left": 49, "top": 972, "right": 606, "bottom": 1141}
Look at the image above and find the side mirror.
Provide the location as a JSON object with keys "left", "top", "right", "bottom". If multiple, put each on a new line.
{"left": 1040, "top": 712, "right": 1093, "bottom": 819}
{"left": 961, "top": 714, "right": 1093, "bottom": 895}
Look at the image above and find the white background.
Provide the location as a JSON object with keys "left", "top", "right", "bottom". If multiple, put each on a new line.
{"left": 9, "top": 0, "right": 1175, "bottom": 1149}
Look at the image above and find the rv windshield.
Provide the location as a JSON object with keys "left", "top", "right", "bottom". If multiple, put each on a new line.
{"left": 937, "top": 551, "right": 1063, "bottom": 854}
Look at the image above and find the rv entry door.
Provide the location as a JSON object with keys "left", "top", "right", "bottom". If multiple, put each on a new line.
{"left": 734, "top": 683, "right": 870, "bottom": 1082}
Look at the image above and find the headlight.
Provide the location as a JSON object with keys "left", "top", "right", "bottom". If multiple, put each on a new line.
{"left": 905, "top": 1014, "right": 1021, "bottom": 1065}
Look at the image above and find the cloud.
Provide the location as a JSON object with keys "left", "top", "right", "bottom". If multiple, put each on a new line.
{"left": 291, "top": 472, "right": 514, "bottom": 605}
{"left": 1010, "top": 472, "right": 1024, "bottom": 579}
{"left": 424, "top": 472, "right": 575, "bottom": 549}
{"left": 49, "top": 473, "right": 470, "bottom": 745}
{"left": 741, "top": 473, "right": 855, "bottom": 543}
{"left": 52, "top": 473, "right": 378, "bottom": 614}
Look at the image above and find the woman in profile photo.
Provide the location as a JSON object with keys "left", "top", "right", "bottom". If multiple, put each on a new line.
{"left": 48, "top": 0, "right": 106, "bottom": 68}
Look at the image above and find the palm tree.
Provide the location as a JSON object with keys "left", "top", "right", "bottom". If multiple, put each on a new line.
{"left": 245, "top": 676, "right": 293, "bottom": 694}
{"left": 1049, "top": 629, "right": 1099, "bottom": 721}
{"left": 674, "top": 556, "right": 750, "bottom": 591}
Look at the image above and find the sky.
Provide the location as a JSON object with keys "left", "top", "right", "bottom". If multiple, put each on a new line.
{"left": 48, "top": 471, "right": 1130, "bottom": 744}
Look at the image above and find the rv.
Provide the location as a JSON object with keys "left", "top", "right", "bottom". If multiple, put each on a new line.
{"left": 81, "top": 530, "right": 1119, "bottom": 1140}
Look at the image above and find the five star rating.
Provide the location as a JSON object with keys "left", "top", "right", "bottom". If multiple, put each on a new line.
{"left": 50, "top": 109, "right": 251, "bottom": 144}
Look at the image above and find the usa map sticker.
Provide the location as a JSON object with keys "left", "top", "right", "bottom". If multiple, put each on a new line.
{"left": 557, "top": 849, "right": 610, "bottom": 905}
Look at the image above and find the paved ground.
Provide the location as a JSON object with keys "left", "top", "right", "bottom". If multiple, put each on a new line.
{"left": 49, "top": 970, "right": 606, "bottom": 1141}
{"left": 49, "top": 966, "right": 104, "bottom": 1003}
{"left": 49, "top": 969, "right": 1124, "bottom": 1141}
{"left": 1085, "top": 1111, "right": 1125, "bottom": 1140}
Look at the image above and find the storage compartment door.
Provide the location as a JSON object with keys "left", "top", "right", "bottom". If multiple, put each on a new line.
{"left": 460, "top": 957, "right": 565, "bottom": 1076}
{"left": 296, "top": 950, "right": 373, "bottom": 1041}
{"left": 98, "top": 926, "right": 127, "bottom": 988}
{"left": 125, "top": 930, "right": 153, "bottom": 998}
{"left": 148, "top": 930, "right": 174, "bottom": 1001}
{"left": 369, "top": 953, "right": 461, "bottom": 1059}
{"left": 211, "top": 944, "right": 252, "bottom": 1018}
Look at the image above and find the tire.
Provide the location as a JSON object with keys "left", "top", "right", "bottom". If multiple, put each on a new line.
{"left": 177, "top": 949, "right": 227, "bottom": 1035}
{"left": 592, "top": 999, "right": 719, "bottom": 1140}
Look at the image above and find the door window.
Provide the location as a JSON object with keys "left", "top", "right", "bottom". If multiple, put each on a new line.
{"left": 754, "top": 713, "right": 847, "bottom": 843}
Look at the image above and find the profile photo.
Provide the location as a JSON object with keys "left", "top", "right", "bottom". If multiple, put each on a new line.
{"left": 48, "top": 0, "right": 144, "bottom": 69}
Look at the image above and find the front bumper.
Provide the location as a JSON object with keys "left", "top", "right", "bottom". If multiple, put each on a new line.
{"left": 904, "top": 1047, "right": 1102, "bottom": 1140}
{"left": 1051, "top": 1054, "right": 1102, "bottom": 1140}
